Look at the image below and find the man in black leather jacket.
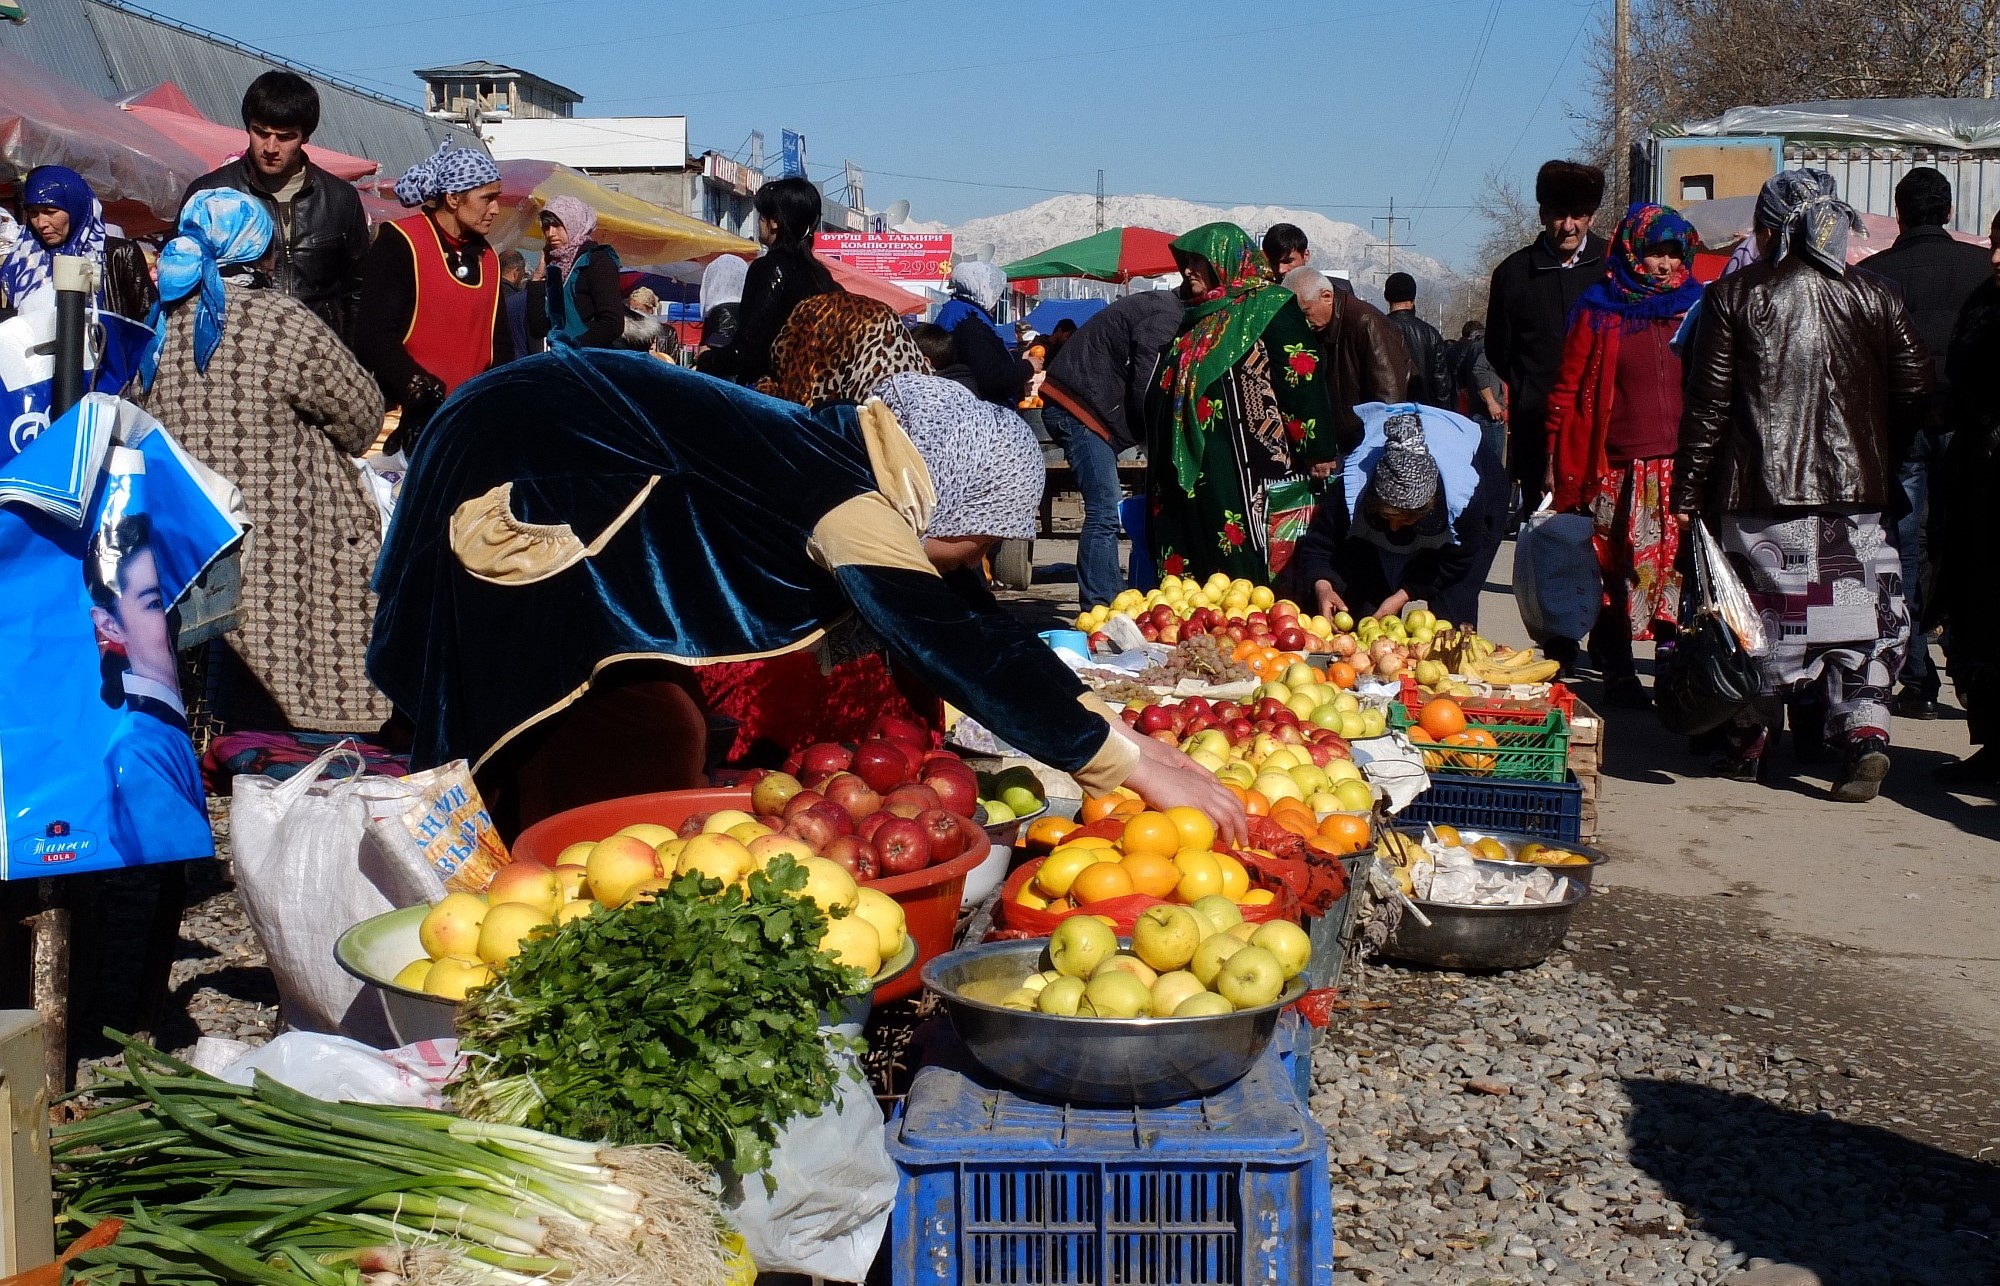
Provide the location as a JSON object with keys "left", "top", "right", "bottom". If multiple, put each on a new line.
{"left": 183, "top": 72, "right": 370, "bottom": 346}
{"left": 1382, "top": 271, "right": 1450, "bottom": 405}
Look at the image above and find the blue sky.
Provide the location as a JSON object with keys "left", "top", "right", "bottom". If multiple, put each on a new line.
{"left": 156, "top": 0, "right": 1603, "bottom": 269}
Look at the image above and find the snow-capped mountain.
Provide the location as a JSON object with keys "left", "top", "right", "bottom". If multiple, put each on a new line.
{"left": 939, "top": 193, "right": 1466, "bottom": 308}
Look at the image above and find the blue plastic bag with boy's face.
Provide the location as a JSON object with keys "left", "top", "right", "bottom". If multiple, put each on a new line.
{"left": 0, "top": 394, "right": 242, "bottom": 878}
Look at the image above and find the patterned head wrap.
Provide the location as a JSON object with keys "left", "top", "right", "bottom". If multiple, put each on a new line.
{"left": 874, "top": 371, "right": 1044, "bottom": 541}
{"left": 1367, "top": 409, "right": 1440, "bottom": 511}
{"left": 701, "top": 254, "right": 748, "bottom": 312}
{"left": 1573, "top": 202, "right": 1704, "bottom": 332}
{"left": 1755, "top": 168, "right": 1865, "bottom": 277}
{"left": 394, "top": 139, "right": 502, "bottom": 208}
{"left": 1156, "top": 221, "right": 1295, "bottom": 496}
{"left": 949, "top": 261, "right": 1008, "bottom": 315}
{"left": 767, "top": 292, "right": 928, "bottom": 406}
{"left": 1, "top": 166, "right": 105, "bottom": 307}
{"left": 540, "top": 195, "right": 596, "bottom": 275}
{"left": 139, "top": 188, "right": 275, "bottom": 388}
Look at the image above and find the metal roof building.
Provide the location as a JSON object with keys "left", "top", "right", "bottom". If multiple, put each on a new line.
{"left": 0, "top": 0, "right": 484, "bottom": 176}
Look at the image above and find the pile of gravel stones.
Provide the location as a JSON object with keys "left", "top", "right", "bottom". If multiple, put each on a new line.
{"left": 1312, "top": 947, "right": 1998, "bottom": 1285}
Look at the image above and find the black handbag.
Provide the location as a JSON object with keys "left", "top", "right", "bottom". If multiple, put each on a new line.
{"left": 1655, "top": 522, "right": 1768, "bottom": 737}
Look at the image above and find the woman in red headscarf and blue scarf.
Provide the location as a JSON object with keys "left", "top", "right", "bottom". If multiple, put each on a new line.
{"left": 1542, "top": 202, "right": 1705, "bottom": 707}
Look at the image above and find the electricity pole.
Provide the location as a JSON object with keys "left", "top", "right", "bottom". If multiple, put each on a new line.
{"left": 1614, "top": 0, "right": 1631, "bottom": 203}
{"left": 1370, "top": 198, "right": 1412, "bottom": 274}
{"left": 1096, "top": 169, "right": 1106, "bottom": 233}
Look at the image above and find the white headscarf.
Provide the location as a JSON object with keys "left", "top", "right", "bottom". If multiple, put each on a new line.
{"left": 949, "top": 261, "right": 1008, "bottom": 315}
{"left": 871, "top": 371, "right": 1044, "bottom": 540}
{"left": 701, "top": 255, "right": 748, "bottom": 313}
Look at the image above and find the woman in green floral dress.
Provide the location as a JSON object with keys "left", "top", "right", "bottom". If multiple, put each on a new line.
{"left": 1147, "top": 222, "right": 1339, "bottom": 582}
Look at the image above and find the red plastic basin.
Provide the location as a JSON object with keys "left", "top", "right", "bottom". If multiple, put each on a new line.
{"left": 513, "top": 787, "right": 978, "bottom": 1003}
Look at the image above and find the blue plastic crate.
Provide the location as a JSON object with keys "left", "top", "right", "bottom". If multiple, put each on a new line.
{"left": 886, "top": 1035, "right": 1334, "bottom": 1285}
{"left": 1398, "top": 772, "right": 1584, "bottom": 842}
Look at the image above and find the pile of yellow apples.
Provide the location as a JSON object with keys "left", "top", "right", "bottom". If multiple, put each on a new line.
{"left": 393, "top": 813, "right": 909, "bottom": 1001}
{"left": 1075, "top": 577, "right": 1339, "bottom": 651}
{"left": 978, "top": 901, "right": 1311, "bottom": 1018}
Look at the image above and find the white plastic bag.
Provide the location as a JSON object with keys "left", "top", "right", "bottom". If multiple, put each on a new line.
{"left": 1690, "top": 518, "right": 1770, "bottom": 655}
{"left": 724, "top": 1044, "right": 896, "bottom": 1280}
{"left": 186, "top": 1032, "right": 462, "bottom": 1108}
{"left": 230, "top": 747, "right": 446, "bottom": 1044}
{"left": 1514, "top": 502, "right": 1602, "bottom": 642}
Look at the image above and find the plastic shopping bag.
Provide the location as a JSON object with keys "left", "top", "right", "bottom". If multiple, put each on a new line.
{"left": 1256, "top": 475, "right": 1316, "bottom": 576}
{"left": 1656, "top": 520, "right": 1770, "bottom": 736}
{"left": 1513, "top": 499, "right": 1601, "bottom": 642}
{"left": 231, "top": 746, "right": 449, "bottom": 1044}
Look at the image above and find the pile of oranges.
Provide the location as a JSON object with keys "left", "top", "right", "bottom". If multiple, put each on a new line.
{"left": 1222, "top": 645, "right": 1363, "bottom": 688}
{"left": 1407, "top": 697, "right": 1501, "bottom": 774}
{"left": 1212, "top": 783, "right": 1373, "bottom": 854}
{"left": 1016, "top": 796, "right": 1274, "bottom": 913}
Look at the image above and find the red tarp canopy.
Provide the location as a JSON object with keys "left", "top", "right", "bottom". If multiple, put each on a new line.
{"left": 0, "top": 46, "right": 210, "bottom": 234}
{"left": 816, "top": 251, "right": 928, "bottom": 314}
{"left": 119, "top": 83, "right": 380, "bottom": 181}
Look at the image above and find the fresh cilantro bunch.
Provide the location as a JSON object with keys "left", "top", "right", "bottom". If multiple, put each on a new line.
{"left": 453, "top": 857, "right": 869, "bottom": 1180}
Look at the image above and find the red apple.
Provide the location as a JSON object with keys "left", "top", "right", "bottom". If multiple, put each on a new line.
{"left": 1149, "top": 604, "right": 1175, "bottom": 628}
{"left": 1139, "top": 621, "right": 1160, "bottom": 642}
{"left": 919, "top": 750, "right": 965, "bottom": 773}
{"left": 921, "top": 768, "right": 979, "bottom": 818}
{"left": 782, "top": 790, "right": 826, "bottom": 820}
{"left": 1088, "top": 630, "right": 1112, "bottom": 652}
{"left": 849, "top": 739, "right": 911, "bottom": 793}
{"left": 1182, "top": 696, "right": 1213, "bottom": 718}
{"left": 1166, "top": 706, "right": 1189, "bottom": 734}
{"left": 676, "top": 811, "right": 712, "bottom": 839}
{"left": 783, "top": 809, "right": 838, "bottom": 852}
{"left": 781, "top": 751, "right": 803, "bottom": 777}
{"left": 751, "top": 771, "right": 804, "bottom": 817}
{"left": 884, "top": 782, "right": 941, "bottom": 819}
{"left": 917, "top": 808, "right": 968, "bottom": 862}
{"left": 1224, "top": 623, "right": 1248, "bottom": 642}
{"left": 1255, "top": 698, "right": 1289, "bottom": 722}
{"left": 1273, "top": 723, "right": 1305, "bottom": 745}
{"left": 821, "top": 772, "right": 883, "bottom": 822}
{"left": 869, "top": 714, "right": 931, "bottom": 751}
{"left": 857, "top": 810, "right": 892, "bottom": 842}
{"left": 1184, "top": 713, "right": 1217, "bottom": 736}
{"left": 1136, "top": 705, "right": 1176, "bottom": 734}
{"left": 1158, "top": 623, "right": 1181, "bottom": 644}
{"left": 1277, "top": 627, "right": 1308, "bottom": 651}
{"left": 1212, "top": 701, "right": 1240, "bottom": 722}
{"left": 874, "top": 817, "right": 931, "bottom": 875}
{"left": 1225, "top": 717, "right": 1255, "bottom": 741}
{"left": 822, "top": 835, "right": 879, "bottom": 881}
{"left": 1148, "top": 729, "right": 1179, "bottom": 745}
{"left": 1306, "top": 742, "right": 1336, "bottom": 766}
{"left": 1121, "top": 706, "right": 1143, "bottom": 726}
{"left": 800, "top": 742, "right": 853, "bottom": 778}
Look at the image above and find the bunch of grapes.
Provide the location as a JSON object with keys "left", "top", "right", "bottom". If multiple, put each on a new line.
{"left": 1094, "top": 678, "right": 1155, "bottom": 706}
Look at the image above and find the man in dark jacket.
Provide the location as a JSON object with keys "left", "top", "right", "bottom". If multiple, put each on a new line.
{"left": 1675, "top": 169, "right": 1932, "bottom": 801}
{"left": 1040, "top": 288, "right": 1182, "bottom": 610}
{"left": 1854, "top": 166, "right": 1991, "bottom": 719}
{"left": 182, "top": 71, "right": 370, "bottom": 345}
{"left": 1282, "top": 266, "right": 1414, "bottom": 450}
{"left": 1451, "top": 320, "right": 1508, "bottom": 464}
{"left": 1382, "top": 271, "right": 1450, "bottom": 405}
{"left": 1486, "top": 160, "right": 1609, "bottom": 495}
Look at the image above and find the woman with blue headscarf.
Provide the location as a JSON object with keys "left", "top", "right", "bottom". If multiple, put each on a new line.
{"left": 0, "top": 165, "right": 154, "bottom": 321}
{"left": 134, "top": 188, "right": 387, "bottom": 735}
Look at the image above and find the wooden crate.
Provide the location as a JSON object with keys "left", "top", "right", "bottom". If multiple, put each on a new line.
{"left": 1567, "top": 698, "right": 1603, "bottom": 843}
{"left": 0, "top": 1011, "right": 53, "bottom": 1276}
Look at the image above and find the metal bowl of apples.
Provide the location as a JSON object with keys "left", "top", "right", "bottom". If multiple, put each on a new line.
{"left": 1389, "top": 826, "right": 1609, "bottom": 888}
{"left": 920, "top": 936, "right": 1308, "bottom": 1106}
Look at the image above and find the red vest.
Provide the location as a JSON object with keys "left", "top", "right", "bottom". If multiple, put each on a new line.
{"left": 387, "top": 213, "right": 499, "bottom": 394}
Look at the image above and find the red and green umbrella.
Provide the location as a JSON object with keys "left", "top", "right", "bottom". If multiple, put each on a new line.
{"left": 1002, "top": 226, "right": 1179, "bottom": 283}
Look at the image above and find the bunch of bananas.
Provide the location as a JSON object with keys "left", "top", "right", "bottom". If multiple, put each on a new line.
{"left": 1428, "top": 627, "right": 1495, "bottom": 674}
{"left": 1465, "top": 647, "right": 1563, "bottom": 685}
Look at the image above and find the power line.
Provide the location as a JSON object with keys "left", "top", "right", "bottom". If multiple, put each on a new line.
{"left": 1409, "top": 0, "right": 1502, "bottom": 230}
{"left": 247, "top": 0, "right": 566, "bottom": 44}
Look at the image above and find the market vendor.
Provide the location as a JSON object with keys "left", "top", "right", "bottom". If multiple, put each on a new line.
{"left": 1282, "top": 402, "right": 1509, "bottom": 628}
{"left": 367, "top": 345, "right": 1242, "bottom": 838}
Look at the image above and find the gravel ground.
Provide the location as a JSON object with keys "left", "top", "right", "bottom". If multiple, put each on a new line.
{"left": 1318, "top": 885, "right": 2000, "bottom": 1286}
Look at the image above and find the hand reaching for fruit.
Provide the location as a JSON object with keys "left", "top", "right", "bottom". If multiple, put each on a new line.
{"left": 1113, "top": 721, "right": 1248, "bottom": 845}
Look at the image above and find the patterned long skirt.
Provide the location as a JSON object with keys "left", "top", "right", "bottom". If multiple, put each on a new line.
{"left": 1715, "top": 508, "right": 1910, "bottom": 740}
{"left": 1585, "top": 457, "right": 1681, "bottom": 641}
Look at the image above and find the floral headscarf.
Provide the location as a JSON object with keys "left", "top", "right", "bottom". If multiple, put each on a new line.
{"left": 1, "top": 166, "right": 105, "bottom": 307}
{"left": 767, "top": 292, "right": 929, "bottom": 406}
{"left": 1573, "top": 202, "right": 1704, "bottom": 332}
{"left": 1157, "top": 222, "right": 1295, "bottom": 496}
{"left": 540, "top": 195, "right": 596, "bottom": 275}
{"left": 1756, "top": 168, "right": 1865, "bottom": 277}
{"left": 393, "top": 138, "right": 501, "bottom": 207}
{"left": 140, "top": 188, "right": 274, "bottom": 387}
{"left": 874, "top": 371, "right": 1044, "bottom": 541}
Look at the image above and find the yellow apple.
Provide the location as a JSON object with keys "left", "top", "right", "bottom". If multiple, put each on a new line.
{"left": 1213, "top": 944, "right": 1285, "bottom": 1008}
{"left": 614, "top": 823, "right": 677, "bottom": 847}
{"left": 1131, "top": 904, "right": 1202, "bottom": 972}
{"left": 700, "top": 809, "right": 760, "bottom": 835}
{"left": 1090, "top": 953, "right": 1159, "bottom": 988}
{"left": 586, "top": 834, "right": 663, "bottom": 907}
{"left": 1175, "top": 989, "right": 1235, "bottom": 1016}
{"left": 1149, "top": 970, "right": 1207, "bottom": 1017}
{"left": 677, "top": 833, "right": 754, "bottom": 885}
{"left": 422, "top": 954, "right": 494, "bottom": 1001}
{"left": 476, "top": 901, "right": 553, "bottom": 966}
{"left": 1251, "top": 920, "right": 1313, "bottom": 980}
{"left": 820, "top": 915, "right": 883, "bottom": 974}
{"left": 1079, "top": 970, "right": 1151, "bottom": 1018}
{"left": 486, "top": 862, "right": 562, "bottom": 916}
{"left": 853, "top": 886, "right": 907, "bottom": 957}
{"left": 796, "top": 856, "right": 860, "bottom": 914}
{"left": 418, "top": 892, "right": 488, "bottom": 960}
{"left": 1036, "top": 975, "right": 1086, "bottom": 1014}
{"left": 1047, "top": 915, "right": 1118, "bottom": 979}
{"left": 1190, "top": 933, "right": 1246, "bottom": 987}
{"left": 391, "top": 958, "right": 431, "bottom": 991}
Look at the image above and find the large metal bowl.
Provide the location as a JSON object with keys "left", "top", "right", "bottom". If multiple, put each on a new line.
{"left": 1384, "top": 873, "right": 1590, "bottom": 970}
{"left": 921, "top": 938, "right": 1306, "bottom": 1105}
{"left": 1392, "top": 826, "right": 1609, "bottom": 888}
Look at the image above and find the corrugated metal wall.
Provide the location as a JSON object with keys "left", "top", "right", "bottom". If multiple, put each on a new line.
{"left": 1788, "top": 145, "right": 2000, "bottom": 239}
{"left": 0, "top": 0, "right": 482, "bottom": 178}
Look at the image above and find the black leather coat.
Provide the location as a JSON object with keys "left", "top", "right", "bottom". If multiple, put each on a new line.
{"left": 182, "top": 156, "right": 369, "bottom": 343}
{"left": 704, "top": 247, "right": 836, "bottom": 385}
{"left": 1676, "top": 257, "right": 1932, "bottom": 515}
{"left": 1386, "top": 308, "right": 1450, "bottom": 406}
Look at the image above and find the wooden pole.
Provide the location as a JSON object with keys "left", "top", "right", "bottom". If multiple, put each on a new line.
{"left": 27, "top": 881, "right": 68, "bottom": 1097}
{"left": 1614, "top": 0, "right": 1632, "bottom": 203}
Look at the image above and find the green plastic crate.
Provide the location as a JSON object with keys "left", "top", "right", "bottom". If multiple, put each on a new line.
{"left": 1390, "top": 706, "right": 1571, "bottom": 782}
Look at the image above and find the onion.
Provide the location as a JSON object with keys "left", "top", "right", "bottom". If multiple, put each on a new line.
{"left": 1375, "top": 653, "right": 1404, "bottom": 680}
{"left": 1329, "top": 634, "right": 1358, "bottom": 658}
{"left": 1349, "top": 651, "right": 1374, "bottom": 675}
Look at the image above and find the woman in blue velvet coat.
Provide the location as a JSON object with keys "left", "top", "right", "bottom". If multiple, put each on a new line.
{"left": 369, "top": 344, "right": 1241, "bottom": 837}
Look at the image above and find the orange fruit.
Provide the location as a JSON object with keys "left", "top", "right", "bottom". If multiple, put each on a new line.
{"left": 1171, "top": 850, "right": 1224, "bottom": 902}
{"left": 1079, "top": 794, "right": 1123, "bottom": 825}
{"left": 1164, "top": 806, "right": 1216, "bottom": 851}
{"left": 1327, "top": 662, "right": 1357, "bottom": 689}
{"left": 1023, "top": 816, "right": 1078, "bottom": 852}
{"left": 1241, "top": 888, "right": 1276, "bottom": 906}
{"left": 1121, "top": 811, "right": 1182, "bottom": 857}
{"left": 1035, "top": 847, "right": 1104, "bottom": 897}
{"left": 1318, "top": 813, "right": 1372, "bottom": 854}
{"left": 1406, "top": 726, "right": 1436, "bottom": 744}
{"left": 1271, "top": 811, "right": 1316, "bottom": 839}
{"left": 1214, "top": 851, "right": 1250, "bottom": 900}
{"left": 1418, "top": 697, "right": 1468, "bottom": 740}
{"left": 1071, "top": 861, "right": 1136, "bottom": 905}
{"left": 1120, "top": 851, "right": 1181, "bottom": 898}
